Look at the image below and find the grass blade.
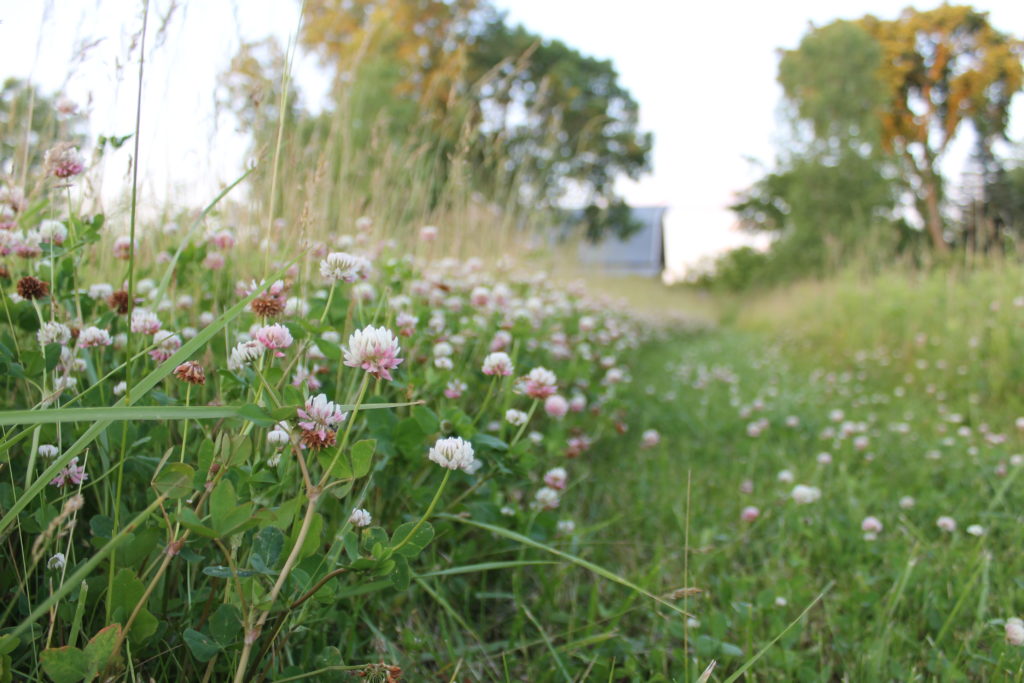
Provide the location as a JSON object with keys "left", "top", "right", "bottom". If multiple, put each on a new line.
{"left": 437, "top": 513, "right": 692, "bottom": 618}
{"left": 420, "top": 560, "right": 559, "bottom": 578}
{"left": 722, "top": 580, "right": 835, "bottom": 683}
{"left": 0, "top": 401, "right": 419, "bottom": 426}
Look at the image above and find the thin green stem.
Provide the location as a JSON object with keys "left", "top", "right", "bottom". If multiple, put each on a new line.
{"left": 391, "top": 469, "right": 450, "bottom": 554}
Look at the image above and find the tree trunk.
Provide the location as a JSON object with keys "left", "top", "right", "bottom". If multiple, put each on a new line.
{"left": 921, "top": 172, "right": 949, "bottom": 253}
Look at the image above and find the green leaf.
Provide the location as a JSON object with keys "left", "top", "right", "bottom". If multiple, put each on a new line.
{"left": 183, "top": 629, "right": 221, "bottom": 663}
{"left": 295, "top": 513, "right": 323, "bottom": 560}
{"left": 44, "top": 344, "right": 62, "bottom": 372}
{"left": 362, "top": 527, "right": 389, "bottom": 555}
{"left": 175, "top": 508, "right": 217, "bottom": 539}
{"left": 0, "top": 635, "right": 17, "bottom": 656}
{"left": 318, "top": 342, "right": 341, "bottom": 361}
{"left": 152, "top": 463, "right": 194, "bottom": 499}
{"left": 342, "top": 530, "right": 360, "bottom": 562}
{"left": 388, "top": 555, "right": 411, "bottom": 590}
{"left": 394, "top": 418, "right": 425, "bottom": 458}
{"left": 109, "top": 570, "right": 157, "bottom": 646}
{"left": 83, "top": 624, "right": 122, "bottom": 674}
{"left": 411, "top": 405, "right": 439, "bottom": 434}
{"left": 202, "top": 566, "right": 258, "bottom": 579}
{"left": 391, "top": 521, "right": 434, "bottom": 558}
{"left": 209, "top": 605, "right": 242, "bottom": 648}
{"left": 317, "top": 439, "right": 374, "bottom": 480}
{"left": 207, "top": 480, "right": 257, "bottom": 537}
{"left": 238, "top": 404, "right": 274, "bottom": 427}
{"left": 39, "top": 646, "right": 90, "bottom": 683}
{"left": 350, "top": 439, "right": 376, "bottom": 478}
{"left": 471, "top": 433, "right": 509, "bottom": 452}
{"left": 250, "top": 527, "right": 284, "bottom": 575}
{"left": 89, "top": 515, "right": 113, "bottom": 539}
{"left": 209, "top": 480, "right": 236, "bottom": 530}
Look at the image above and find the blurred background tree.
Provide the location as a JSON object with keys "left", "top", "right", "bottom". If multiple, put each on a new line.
{"left": 708, "top": 4, "right": 1024, "bottom": 291}
{"left": 859, "top": 4, "right": 1024, "bottom": 253}
{"left": 219, "top": 0, "right": 651, "bottom": 240}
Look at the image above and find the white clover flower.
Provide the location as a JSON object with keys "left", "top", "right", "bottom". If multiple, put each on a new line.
{"left": 353, "top": 282, "right": 376, "bottom": 302}
{"left": 38, "top": 444, "right": 59, "bottom": 458}
{"left": 966, "top": 524, "right": 985, "bottom": 537}
{"left": 521, "top": 366, "right": 557, "bottom": 398}
{"left": 434, "top": 357, "right": 454, "bottom": 370}
{"left": 505, "top": 409, "right": 528, "bottom": 426}
{"left": 898, "top": 496, "right": 916, "bottom": 509}
{"left": 791, "top": 485, "right": 821, "bottom": 504}
{"left": 556, "top": 519, "right": 575, "bottom": 534}
{"left": 38, "top": 220, "right": 67, "bottom": 245}
{"left": 543, "top": 467, "right": 567, "bottom": 490}
{"left": 481, "top": 352, "right": 513, "bottom": 376}
{"left": 284, "top": 297, "right": 310, "bottom": 317}
{"left": 777, "top": 469, "right": 795, "bottom": 484}
{"left": 433, "top": 341, "right": 453, "bottom": 358}
{"left": 428, "top": 437, "right": 476, "bottom": 472}
{"left": 936, "top": 516, "right": 957, "bottom": 533}
{"left": 641, "top": 429, "right": 660, "bottom": 448}
{"left": 343, "top": 325, "right": 402, "bottom": 381}
{"left": 37, "top": 322, "right": 71, "bottom": 347}
{"left": 267, "top": 423, "right": 291, "bottom": 446}
{"left": 88, "top": 283, "right": 114, "bottom": 300}
{"left": 861, "top": 516, "right": 883, "bottom": 540}
{"left": 77, "top": 326, "right": 112, "bottom": 348}
{"left": 130, "top": 309, "right": 161, "bottom": 335}
{"left": 229, "top": 340, "right": 264, "bottom": 371}
{"left": 534, "top": 486, "right": 560, "bottom": 510}
{"left": 113, "top": 381, "right": 127, "bottom": 396}
{"left": 47, "top": 553, "right": 66, "bottom": 570}
{"left": 348, "top": 508, "right": 372, "bottom": 528}
{"left": 1007, "top": 617, "right": 1024, "bottom": 646}
{"left": 320, "top": 252, "right": 371, "bottom": 283}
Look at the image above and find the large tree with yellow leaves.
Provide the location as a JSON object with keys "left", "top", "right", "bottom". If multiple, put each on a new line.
{"left": 859, "top": 5, "right": 1023, "bottom": 252}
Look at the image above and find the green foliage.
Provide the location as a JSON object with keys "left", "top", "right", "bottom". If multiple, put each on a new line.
{"left": 222, "top": 1, "right": 651, "bottom": 241}
{"left": 39, "top": 624, "right": 122, "bottom": 683}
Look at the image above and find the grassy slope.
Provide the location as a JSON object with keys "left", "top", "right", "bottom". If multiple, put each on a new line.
{"left": 562, "top": 266, "right": 1024, "bottom": 679}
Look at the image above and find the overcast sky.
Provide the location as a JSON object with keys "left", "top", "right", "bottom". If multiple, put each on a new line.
{"left": 2, "top": 1, "right": 1023, "bottom": 278}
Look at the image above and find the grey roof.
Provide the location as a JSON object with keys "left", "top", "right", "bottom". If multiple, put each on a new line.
{"left": 574, "top": 206, "right": 667, "bottom": 277}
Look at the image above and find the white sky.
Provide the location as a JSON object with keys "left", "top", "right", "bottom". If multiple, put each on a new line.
{"left": 2, "top": 0, "right": 1023, "bottom": 278}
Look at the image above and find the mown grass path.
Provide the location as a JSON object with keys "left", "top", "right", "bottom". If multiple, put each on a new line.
{"left": 577, "top": 329, "right": 1023, "bottom": 680}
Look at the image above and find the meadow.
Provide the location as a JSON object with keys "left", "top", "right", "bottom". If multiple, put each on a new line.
{"left": 1, "top": 10, "right": 1023, "bottom": 682}
{"left": 3, "top": 158, "right": 1024, "bottom": 681}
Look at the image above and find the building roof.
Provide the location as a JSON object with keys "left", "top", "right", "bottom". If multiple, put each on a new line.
{"left": 574, "top": 206, "right": 667, "bottom": 276}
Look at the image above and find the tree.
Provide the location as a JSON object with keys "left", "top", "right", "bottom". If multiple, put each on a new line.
{"left": 465, "top": 16, "right": 651, "bottom": 238}
{"left": 223, "top": 0, "right": 651, "bottom": 240}
{"left": 729, "top": 21, "right": 899, "bottom": 280}
{"left": 859, "top": 5, "right": 1024, "bottom": 252}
